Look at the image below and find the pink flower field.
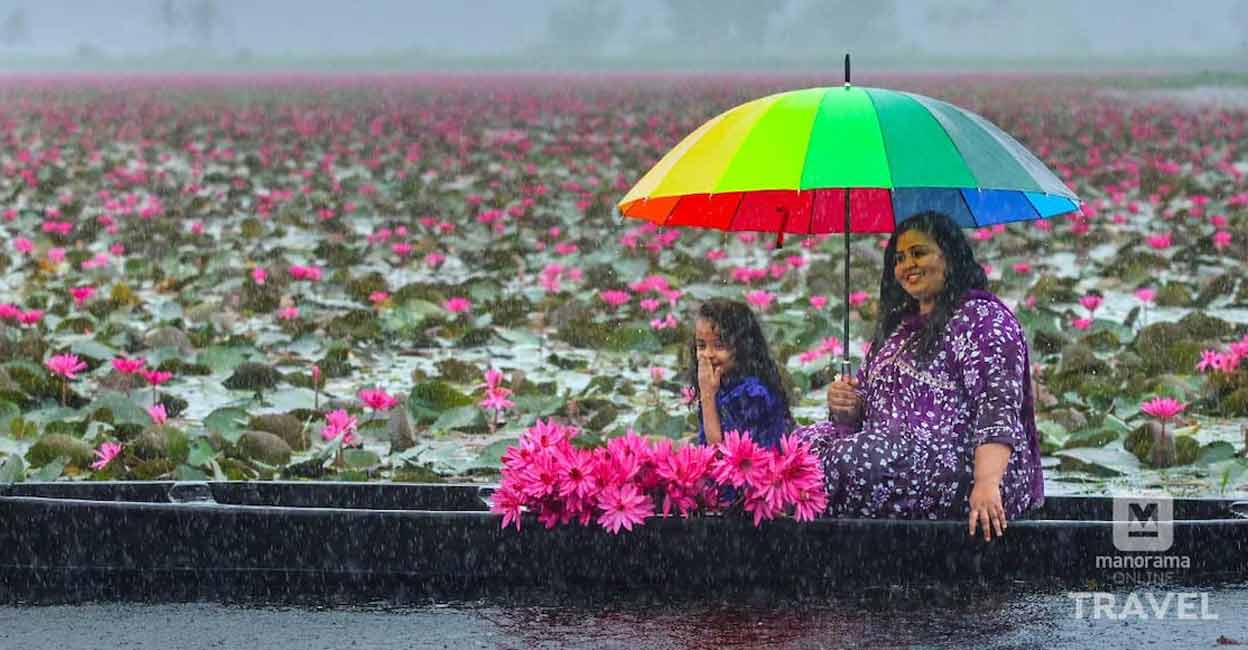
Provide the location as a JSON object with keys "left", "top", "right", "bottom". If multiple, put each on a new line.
{"left": 0, "top": 72, "right": 1245, "bottom": 496}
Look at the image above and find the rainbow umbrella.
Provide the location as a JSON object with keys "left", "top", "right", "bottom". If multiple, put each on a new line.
{"left": 618, "top": 57, "right": 1080, "bottom": 375}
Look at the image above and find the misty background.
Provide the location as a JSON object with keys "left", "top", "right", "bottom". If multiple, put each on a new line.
{"left": 1, "top": 0, "right": 1246, "bottom": 70}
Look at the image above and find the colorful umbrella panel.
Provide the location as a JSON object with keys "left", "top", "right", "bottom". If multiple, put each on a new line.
{"left": 619, "top": 86, "right": 1080, "bottom": 233}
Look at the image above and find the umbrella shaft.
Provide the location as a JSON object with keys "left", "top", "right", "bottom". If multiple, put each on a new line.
{"left": 843, "top": 188, "right": 851, "bottom": 379}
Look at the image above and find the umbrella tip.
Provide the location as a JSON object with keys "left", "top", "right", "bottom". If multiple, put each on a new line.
{"left": 844, "top": 53, "right": 851, "bottom": 88}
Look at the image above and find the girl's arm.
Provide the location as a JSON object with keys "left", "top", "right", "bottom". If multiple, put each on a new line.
{"left": 701, "top": 391, "right": 724, "bottom": 445}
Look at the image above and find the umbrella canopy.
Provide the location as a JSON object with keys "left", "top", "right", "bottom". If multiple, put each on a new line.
{"left": 618, "top": 85, "right": 1080, "bottom": 234}
{"left": 618, "top": 69, "right": 1081, "bottom": 377}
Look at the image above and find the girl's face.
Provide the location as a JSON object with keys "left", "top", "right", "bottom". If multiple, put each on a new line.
{"left": 695, "top": 318, "right": 735, "bottom": 375}
{"left": 894, "top": 229, "right": 948, "bottom": 311}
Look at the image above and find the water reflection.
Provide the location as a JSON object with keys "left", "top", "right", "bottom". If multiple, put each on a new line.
{"left": 1, "top": 584, "right": 1245, "bottom": 649}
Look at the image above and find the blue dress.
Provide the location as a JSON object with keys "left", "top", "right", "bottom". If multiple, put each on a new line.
{"left": 696, "top": 375, "right": 790, "bottom": 450}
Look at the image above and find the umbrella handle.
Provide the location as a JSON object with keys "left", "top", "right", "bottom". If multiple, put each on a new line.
{"left": 844, "top": 53, "right": 851, "bottom": 87}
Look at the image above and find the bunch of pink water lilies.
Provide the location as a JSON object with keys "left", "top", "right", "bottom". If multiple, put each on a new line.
{"left": 491, "top": 420, "right": 826, "bottom": 534}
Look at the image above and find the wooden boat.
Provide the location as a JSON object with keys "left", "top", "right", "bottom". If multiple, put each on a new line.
{"left": 2, "top": 481, "right": 1245, "bottom": 601}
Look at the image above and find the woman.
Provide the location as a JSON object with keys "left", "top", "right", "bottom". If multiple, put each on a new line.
{"left": 798, "top": 211, "right": 1044, "bottom": 540}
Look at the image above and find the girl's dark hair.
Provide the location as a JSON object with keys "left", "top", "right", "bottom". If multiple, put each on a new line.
{"left": 687, "top": 298, "right": 793, "bottom": 425}
{"left": 870, "top": 211, "right": 987, "bottom": 363}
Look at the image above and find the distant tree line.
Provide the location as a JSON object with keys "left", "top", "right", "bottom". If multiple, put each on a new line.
{"left": 540, "top": 0, "right": 899, "bottom": 61}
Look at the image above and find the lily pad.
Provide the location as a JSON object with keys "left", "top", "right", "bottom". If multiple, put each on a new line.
{"left": 197, "top": 345, "right": 261, "bottom": 374}
{"left": 514, "top": 394, "right": 564, "bottom": 418}
{"left": 472, "top": 437, "right": 518, "bottom": 470}
{"left": 0, "top": 454, "right": 24, "bottom": 483}
{"left": 203, "top": 407, "right": 249, "bottom": 444}
{"left": 632, "top": 408, "right": 688, "bottom": 440}
{"left": 1195, "top": 440, "right": 1238, "bottom": 465}
{"left": 32, "top": 456, "right": 67, "bottom": 481}
{"left": 407, "top": 381, "right": 475, "bottom": 423}
{"left": 431, "top": 405, "right": 487, "bottom": 433}
{"left": 82, "top": 392, "right": 151, "bottom": 428}
{"left": 1054, "top": 446, "right": 1142, "bottom": 477}
{"left": 342, "top": 449, "right": 381, "bottom": 469}
{"left": 187, "top": 439, "right": 218, "bottom": 468}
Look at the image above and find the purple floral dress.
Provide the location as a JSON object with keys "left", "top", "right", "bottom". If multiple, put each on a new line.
{"left": 796, "top": 289, "right": 1043, "bottom": 520}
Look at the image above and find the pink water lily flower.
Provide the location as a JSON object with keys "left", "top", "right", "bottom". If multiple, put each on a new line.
{"left": 112, "top": 357, "right": 147, "bottom": 374}
{"left": 712, "top": 430, "right": 768, "bottom": 488}
{"left": 745, "top": 290, "right": 774, "bottom": 310}
{"left": 357, "top": 387, "right": 399, "bottom": 412}
{"left": 599, "top": 290, "right": 630, "bottom": 307}
{"left": 90, "top": 442, "right": 123, "bottom": 471}
{"left": 69, "top": 285, "right": 96, "bottom": 307}
{"left": 1079, "top": 294, "right": 1102, "bottom": 314}
{"left": 1213, "top": 231, "right": 1232, "bottom": 250}
{"left": 1140, "top": 397, "right": 1185, "bottom": 422}
{"left": 595, "top": 483, "right": 652, "bottom": 534}
{"left": 809, "top": 295, "right": 828, "bottom": 310}
{"left": 1134, "top": 288, "right": 1156, "bottom": 304}
{"left": 443, "top": 297, "right": 472, "bottom": 314}
{"left": 321, "top": 409, "right": 360, "bottom": 446}
{"left": 1145, "top": 232, "right": 1172, "bottom": 250}
{"left": 251, "top": 266, "right": 267, "bottom": 285}
{"left": 142, "top": 369, "right": 173, "bottom": 386}
{"left": 146, "top": 404, "right": 168, "bottom": 426}
{"left": 288, "top": 265, "right": 322, "bottom": 281}
{"left": 45, "top": 353, "right": 88, "bottom": 380}
{"left": 848, "top": 291, "right": 870, "bottom": 307}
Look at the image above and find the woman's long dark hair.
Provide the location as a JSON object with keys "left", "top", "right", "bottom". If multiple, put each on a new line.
{"left": 870, "top": 211, "right": 987, "bottom": 363}
{"left": 687, "top": 298, "right": 794, "bottom": 426}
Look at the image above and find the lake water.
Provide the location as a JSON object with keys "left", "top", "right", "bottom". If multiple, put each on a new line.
{"left": 3, "top": 584, "right": 1246, "bottom": 649}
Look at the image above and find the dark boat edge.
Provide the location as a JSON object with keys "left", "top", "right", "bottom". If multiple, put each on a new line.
{"left": 2, "top": 481, "right": 1246, "bottom": 603}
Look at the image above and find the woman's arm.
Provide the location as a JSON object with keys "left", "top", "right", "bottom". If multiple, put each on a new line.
{"left": 970, "top": 441, "right": 1011, "bottom": 541}
{"left": 952, "top": 299, "right": 1031, "bottom": 538}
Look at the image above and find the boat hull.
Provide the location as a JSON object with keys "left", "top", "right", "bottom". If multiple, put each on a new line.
{"left": 2, "top": 482, "right": 1245, "bottom": 601}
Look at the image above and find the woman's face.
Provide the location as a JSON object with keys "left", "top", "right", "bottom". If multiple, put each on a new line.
{"left": 694, "top": 318, "right": 735, "bottom": 375}
{"left": 893, "top": 229, "right": 948, "bottom": 311}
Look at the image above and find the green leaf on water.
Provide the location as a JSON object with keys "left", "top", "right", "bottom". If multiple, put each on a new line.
{"left": 197, "top": 345, "right": 260, "bottom": 375}
{"left": 1037, "top": 420, "right": 1069, "bottom": 454}
{"left": 1053, "top": 446, "right": 1142, "bottom": 477}
{"left": 82, "top": 392, "right": 150, "bottom": 427}
{"left": 175, "top": 464, "right": 209, "bottom": 481}
{"left": 0, "top": 454, "right": 25, "bottom": 483}
{"left": 203, "top": 407, "right": 249, "bottom": 444}
{"left": 632, "top": 408, "right": 688, "bottom": 440}
{"left": 1195, "top": 441, "right": 1238, "bottom": 465}
{"left": 472, "top": 438, "right": 518, "bottom": 470}
{"left": 0, "top": 401, "right": 20, "bottom": 433}
{"left": 513, "top": 394, "right": 564, "bottom": 418}
{"left": 342, "top": 449, "right": 381, "bottom": 469}
{"left": 187, "top": 439, "right": 217, "bottom": 468}
{"left": 69, "top": 339, "right": 118, "bottom": 362}
{"left": 32, "top": 456, "right": 67, "bottom": 481}
{"left": 432, "top": 405, "right": 487, "bottom": 433}
{"left": 407, "top": 381, "right": 475, "bottom": 423}
{"left": 1208, "top": 458, "right": 1248, "bottom": 494}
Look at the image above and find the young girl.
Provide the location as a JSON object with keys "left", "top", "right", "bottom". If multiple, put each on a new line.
{"left": 689, "top": 298, "right": 793, "bottom": 450}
